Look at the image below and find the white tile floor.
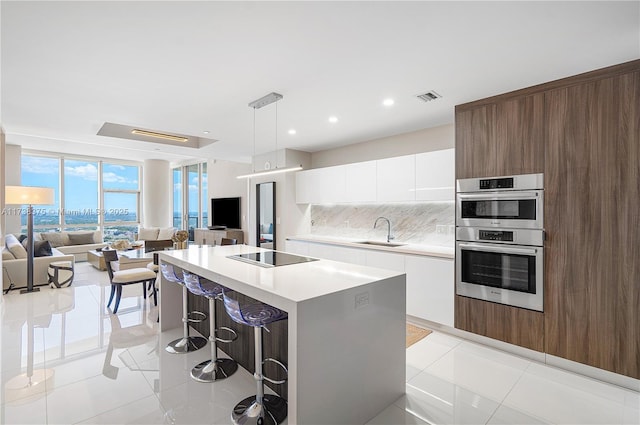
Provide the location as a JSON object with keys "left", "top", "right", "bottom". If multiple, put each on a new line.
{"left": 1, "top": 262, "right": 638, "bottom": 425}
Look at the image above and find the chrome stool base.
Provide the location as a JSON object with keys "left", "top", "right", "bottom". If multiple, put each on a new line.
{"left": 165, "top": 336, "right": 207, "bottom": 354}
{"left": 191, "top": 358, "right": 238, "bottom": 382}
{"left": 231, "top": 394, "right": 287, "bottom": 425}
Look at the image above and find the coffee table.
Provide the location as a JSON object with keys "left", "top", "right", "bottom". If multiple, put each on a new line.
{"left": 115, "top": 249, "right": 153, "bottom": 271}
{"left": 88, "top": 249, "right": 107, "bottom": 271}
{"left": 88, "top": 248, "right": 150, "bottom": 271}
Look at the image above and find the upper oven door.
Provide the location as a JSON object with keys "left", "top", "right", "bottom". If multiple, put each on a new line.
{"left": 456, "top": 190, "right": 543, "bottom": 229}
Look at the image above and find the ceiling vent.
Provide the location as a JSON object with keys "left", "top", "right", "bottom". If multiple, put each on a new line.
{"left": 416, "top": 91, "right": 442, "bottom": 102}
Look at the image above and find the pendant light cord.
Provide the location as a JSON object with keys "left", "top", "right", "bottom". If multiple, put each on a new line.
{"left": 275, "top": 101, "right": 278, "bottom": 169}
{"left": 252, "top": 106, "right": 256, "bottom": 173}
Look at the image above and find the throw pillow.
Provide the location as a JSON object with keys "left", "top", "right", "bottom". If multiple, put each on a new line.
{"left": 5, "top": 234, "right": 27, "bottom": 259}
{"left": 18, "top": 234, "right": 28, "bottom": 243}
{"left": 24, "top": 240, "right": 53, "bottom": 257}
{"left": 157, "top": 227, "right": 176, "bottom": 240}
{"left": 41, "top": 232, "right": 66, "bottom": 248}
{"left": 138, "top": 227, "right": 159, "bottom": 241}
{"left": 2, "top": 247, "right": 15, "bottom": 260}
{"left": 67, "top": 232, "right": 95, "bottom": 245}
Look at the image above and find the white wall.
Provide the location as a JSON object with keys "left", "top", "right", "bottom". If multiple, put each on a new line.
{"left": 207, "top": 159, "right": 252, "bottom": 242}
{"left": 311, "top": 123, "right": 454, "bottom": 168}
{"left": 1, "top": 128, "right": 5, "bottom": 292}
{"left": 248, "top": 149, "right": 312, "bottom": 250}
{"left": 142, "top": 159, "right": 172, "bottom": 227}
{"left": 4, "top": 144, "right": 22, "bottom": 235}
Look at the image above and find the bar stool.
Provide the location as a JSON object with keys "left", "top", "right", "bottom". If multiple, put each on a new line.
{"left": 183, "top": 271, "right": 238, "bottom": 382}
{"left": 222, "top": 291, "right": 288, "bottom": 425}
{"left": 161, "top": 263, "right": 207, "bottom": 353}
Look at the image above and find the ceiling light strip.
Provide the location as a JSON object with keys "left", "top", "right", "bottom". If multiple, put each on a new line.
{"left": 131, "top": 129, "right": 188, "bottom": 142}
{"left": 236, "top": 165, "right": 303, "bottom": 179}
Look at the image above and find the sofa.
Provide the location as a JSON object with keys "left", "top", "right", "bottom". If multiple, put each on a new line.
{"left": 135, "top": 226, "right": 177, "bottom": 242}
{"left": 3, "top": 234, "right": 75, "bottom": 291}
{"left": 38, "top": 230, "right": 108, "bottom": 262}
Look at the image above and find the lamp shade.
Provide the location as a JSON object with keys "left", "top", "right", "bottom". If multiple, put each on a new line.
{"left": 5, "top": 186, "right": 55, "bottom": 205}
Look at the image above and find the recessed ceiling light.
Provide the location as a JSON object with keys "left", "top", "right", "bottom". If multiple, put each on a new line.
{"left": 383, "top": 98, "right": 395, "bottom": 106}
{"left": 288, "top": 129, "right": 297, "bottom": 135}
{"left": 131, "top": 129, "right": 188, "bottom": 142}
{"left": 328, "top": 116, "right": 338, "bottom": 123}
{"left": 203, "top": 130, "right": 210, "bottom": 134}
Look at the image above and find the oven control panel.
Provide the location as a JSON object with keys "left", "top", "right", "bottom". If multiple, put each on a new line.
{"left": 479, "top": 177, "right": 514, "bottom": 190}
{"left": 479, "top": 230, "right": 514, "bottom": 242}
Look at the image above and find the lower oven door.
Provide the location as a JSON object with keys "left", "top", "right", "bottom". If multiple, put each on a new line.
{"left": 456, "top": 241, "right": 543, "bottom": 312}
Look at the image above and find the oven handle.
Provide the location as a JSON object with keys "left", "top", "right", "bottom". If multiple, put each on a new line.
{"left": 458, "top": 242, "right": 539, "bottom": 255}
{"left": 457, "top": 192, "right": 540, "bottom": 200}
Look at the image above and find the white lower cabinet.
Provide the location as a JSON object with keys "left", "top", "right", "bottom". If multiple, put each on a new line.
{"left": 285, "top": 240, "right": 310, "bottom": 256}
{"left": 285, "top": 239, "right": 454, "bottom": 326}
{"left": 306, "top": 243, "right": 366, "bottom": 265}
{"left": 364, "top": 250, "right": 405, "bottom": 272}
{"left": 405, "top": 255, "right": 454, "bottom": 326}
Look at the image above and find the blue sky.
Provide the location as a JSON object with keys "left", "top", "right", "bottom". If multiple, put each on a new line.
{"left": 21, "top": 156, "right": 139, "bottom": 212}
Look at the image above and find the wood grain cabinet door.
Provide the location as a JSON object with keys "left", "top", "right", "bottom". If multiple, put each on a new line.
{"left": 455, "top": 93, "right": 544, "bottom": 179}
{"left": 544, "top": 71, "right": 640, "bottom": 379}
{"left": 455, "top": 104, "right": 497, "bottom": 179}
{"left": 494, "top": 93, "right": 545, "bottom": 176}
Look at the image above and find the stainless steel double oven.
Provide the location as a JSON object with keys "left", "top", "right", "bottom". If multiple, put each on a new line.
{"left": 455, "top": 173, "right": 544, "bottom": 312}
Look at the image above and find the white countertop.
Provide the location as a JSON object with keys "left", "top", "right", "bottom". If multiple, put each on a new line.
{"left": 287, "top": 234, "right": 455, "bottom": 259}
{"left": 158, "top": 244, "right": 403, "bottom": 307}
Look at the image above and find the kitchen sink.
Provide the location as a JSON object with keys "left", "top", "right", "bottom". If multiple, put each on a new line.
{"left": 356, "top": 241, "right": 406, "bottom": 248}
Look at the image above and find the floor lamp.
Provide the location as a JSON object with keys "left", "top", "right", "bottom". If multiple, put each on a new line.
{"left": 5, "top": 185, "right": 55, "bottom": 294}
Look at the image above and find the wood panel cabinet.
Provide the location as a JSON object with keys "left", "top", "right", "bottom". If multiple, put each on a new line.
{"left": 495, "top": 94, "right": 545, "bottom": 176}
{"left": 455, "top": 295, "right": 544, "bottom": 352}
{"left": 455, "top": 93, "right": 544, "bottom": 179}
{"left": 544, "top": 70, "right": 640, "bottom": 379}
{"left": 454, "top": 60, "right": 640, "bottom": 379}
{"left": 455, "top": 104, "right": 497, "bottom": 179}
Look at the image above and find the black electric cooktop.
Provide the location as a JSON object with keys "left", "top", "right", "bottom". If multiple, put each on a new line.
{"left": 228, "top": 251, "right": 318, "bottom": 268}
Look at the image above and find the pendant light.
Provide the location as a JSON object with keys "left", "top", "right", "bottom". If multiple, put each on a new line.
{"left": 237, "top": 92, "right": 302, "bottom": 179}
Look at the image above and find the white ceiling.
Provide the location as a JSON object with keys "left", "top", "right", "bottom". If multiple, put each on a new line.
{"left": 2, "top": 1, "right": 639, "bottom": 164}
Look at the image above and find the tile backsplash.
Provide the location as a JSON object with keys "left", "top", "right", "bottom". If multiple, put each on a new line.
{"left": 310, "top": 202, "right": 455, "bottom": 246}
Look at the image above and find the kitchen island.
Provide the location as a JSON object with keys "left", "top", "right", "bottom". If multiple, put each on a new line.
{"left": 158, "top": 244, "right": 406, "bottom": 425}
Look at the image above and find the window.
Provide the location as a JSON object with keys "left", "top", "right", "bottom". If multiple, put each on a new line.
{"left": 173, "top": 162, "right": 207, "bottom": 241}
{"left": 63, "top": 159, "right": 98, "bottom": 228}
{"left": 20, "top": 155, "right": 60, "bottom": 229}
{"left": 202, "top": 162, "right": 208, "bottom": 229}
{"left": 102, "top": 163, "right": 140, "bottom": 242}
{"left": 173, "top": 168, "right": 183, "bottom": 229}
{"left": 20, "top": 154, "right": 141, "bottom": 241}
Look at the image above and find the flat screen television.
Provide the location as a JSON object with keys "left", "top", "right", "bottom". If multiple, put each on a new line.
{"left": 210, "top": 197, "right": 241, "bottom": 229}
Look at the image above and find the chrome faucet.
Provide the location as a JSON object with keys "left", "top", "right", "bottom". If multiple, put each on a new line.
{"left": 373, "top": 216, "right": 395, "bottom": 243}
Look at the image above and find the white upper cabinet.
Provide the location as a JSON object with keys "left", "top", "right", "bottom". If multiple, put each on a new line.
{"left": 344, "top": 161, "right": 377, "bottom": 202}
{"left": 295, "top": 149, "right": 454, "bottom": 204}
{"left": 376, "top": 155, "right": 416, "bottom": 202}
{"left": 295, "top": 170, "right": 313, "bottom": 204}
{"left": 415, "top": 148, "right": 455, "bottom": 201}
{"left": 296, "top": 166, "right": 346, "bottom": 204}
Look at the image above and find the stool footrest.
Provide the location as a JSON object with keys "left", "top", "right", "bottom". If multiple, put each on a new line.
{"left": 187, "top": 311, "right": 207, "bottom": 323}
{"left": 215, "top": 326, "right": 238, "bottom": 344}
{"left": 262, "top": 358, "right": 288, "bottom": 385}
